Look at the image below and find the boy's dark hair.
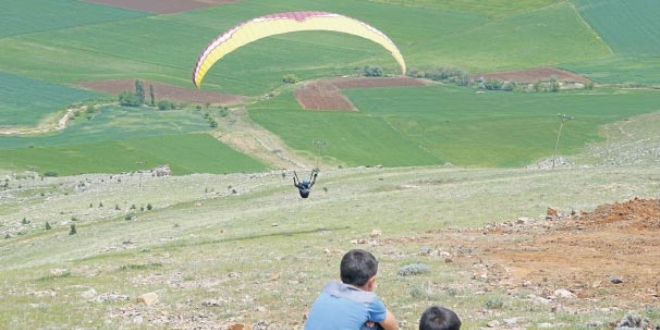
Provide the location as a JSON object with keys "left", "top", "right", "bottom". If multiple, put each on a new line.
{"left": 419, "top": 306, "right": 461, "bottom": 330}
{"left": 340, "top": 249, "right": 378, "bottom": 287}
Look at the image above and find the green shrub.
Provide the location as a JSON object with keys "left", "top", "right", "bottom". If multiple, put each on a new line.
{"left": 484, "top": 297, "right": 504, "bottom": 309}
{"left": 398, "top": 263, "right": 430, "bottom": 276}
{"left": 363, "top": 65, "right": 383, "bottom": 77}
{"left": 158, "top": 100, "right": 174, "bottom": 110}
{"left": 118, "top": 91, "right": 141, "bottom": 107}
{"left": 282, "top": 74, "right": 298, "bottom": 84}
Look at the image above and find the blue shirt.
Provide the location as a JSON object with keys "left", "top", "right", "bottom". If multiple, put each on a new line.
{"left": 304, "top": 280, "right": 387, "bottom": 330}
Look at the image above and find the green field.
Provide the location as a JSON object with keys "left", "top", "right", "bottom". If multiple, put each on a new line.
{"left": 0, "top": 73, "right": 99, "bottom": 127}
{"left": 1, "top": 0, "right": 612, "bottom": 94}
{"left": 562, "top": 55, "right": 660, "bottom": 85}
{"left": 0, "top": 106, "right": 267, "bottom": 175}
{"left": 251, "top": 85, "right": 660, "bottom": 167}
{"left": 370, "top": 0, "right": 563, "bottom": 18}
{"left": 1, "top": 0, "right": 659, "bottom": 175}
{"left": 573, "top": 0, "right": 660, "bottom": 55}
{"left": 563, "top": 0, "right": 660, "bottom": 85}
{"left": 0, "top": 133, "right": 267, "bottom": 176}
{"left": 0, "top": 105, "right": 211, "bottom": 149}
{"left": 0, "top": 0, "right": 148, "bottom": 38}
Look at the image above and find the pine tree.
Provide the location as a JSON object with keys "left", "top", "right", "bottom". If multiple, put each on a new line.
{"left": 149, "top": 84, "right": 155, "bottom": 106}
{"left": 135, "top": 80, "right": 145, "bottom": 105}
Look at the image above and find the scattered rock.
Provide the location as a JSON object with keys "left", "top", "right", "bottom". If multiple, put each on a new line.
{"left": 229, "top": 323, "right": 252, "bottom": 330}
{"left": 50, "top": 268, "right": 69, "bottom": 276}
{"left": 201, "top": 299, "right": 222, "bottom": 307}
{"left": 609, "top": 276, "right": 624, "bottom": 284}
{"left": 552, "top": 289, "right": 576, "bottom": 299}
{"left": 80, "top": 288, "right": 97, "bottom": 299}
{"left": 137, "top": 292, "right": 159, "bottom": 306}
{"left": 90, "top": 292, "right": 130, "bottom": 303}
{"left": 615, "top": 311, "right": 651, "bottom": 330}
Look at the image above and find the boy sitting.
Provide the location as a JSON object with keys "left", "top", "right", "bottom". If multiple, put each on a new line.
{"left": 304, "top": 249, "right": 399, "bottom": 330}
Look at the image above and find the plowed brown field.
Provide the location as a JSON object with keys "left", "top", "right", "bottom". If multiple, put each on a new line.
{"left": 295, "top": 77, "right": 427, "bottom": 110}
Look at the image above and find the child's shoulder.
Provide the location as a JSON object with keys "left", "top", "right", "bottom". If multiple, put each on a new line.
{"left": 322, "top": 281, "right": 379, "bottom": 304}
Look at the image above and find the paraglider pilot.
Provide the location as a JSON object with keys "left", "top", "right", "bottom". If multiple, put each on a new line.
{"left": 294, "top": 170, "right": 318, "bottom": 199}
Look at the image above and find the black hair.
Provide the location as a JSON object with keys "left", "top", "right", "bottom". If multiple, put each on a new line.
{"left": 419, "top": 306, "right": 461, "bottom": 330}
{"left": 340, "top": 249, "right": 378, "bottom": 287}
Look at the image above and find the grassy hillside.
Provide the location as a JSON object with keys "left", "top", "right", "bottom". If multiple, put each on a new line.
{"left": 1, "top": 155, "right": 659, "bottom": 328}
{"left": 2, "top": 1, "right": 660, "bottom": 328}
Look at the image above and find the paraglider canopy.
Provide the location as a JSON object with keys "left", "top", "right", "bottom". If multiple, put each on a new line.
{"left": 192, "top": 11, "right": 406, "bottom": 87}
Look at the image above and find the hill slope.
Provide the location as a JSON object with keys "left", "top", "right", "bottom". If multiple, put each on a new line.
{"left": 1, "top": 112, "right": 660, "bottom": 328}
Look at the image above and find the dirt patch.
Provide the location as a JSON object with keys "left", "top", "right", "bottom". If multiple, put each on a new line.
{"left": 412, "top": 197, "right": 660, "bottom": 307}
{"left": 294, "top": 77, "right": 427, "bottom": 111}
{"left": 75, "top": 80, "right": 246, "bottom": 106}
{"left": 474, "top": 67, "right": 591, "bottom": 84}
{"left": 83, "top": 0, "right": 239, "bottom": 14}
{"left": 294, "top": 81, "right": 356, "bottom": 111}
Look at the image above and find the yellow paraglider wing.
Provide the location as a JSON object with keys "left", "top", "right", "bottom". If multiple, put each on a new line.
{"left": 192, "top": 11, "right": 406, "bottom": 87}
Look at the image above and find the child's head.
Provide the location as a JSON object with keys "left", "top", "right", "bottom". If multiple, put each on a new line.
{"left": 419, "top": 306, "right": 461, "bottom": 330}
{"left": 340, "top": 249, "right": 378, "bottom": 288}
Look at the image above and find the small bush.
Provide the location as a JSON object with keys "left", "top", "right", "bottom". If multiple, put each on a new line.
{"left": 363, "top": 65, "right": 383, "bottom": 77}
{"left": 157, "top": 100, "right": 176, "bottom": 110}
{"left": 69, "top": 224, "right": 77, "bottom": 235}
{"left": 45, "top": 222, "right": 52, "bottom": 230}
{"left": 118, "top": 91, "right": 141, "bottom": 107}
{"left": 282, "top": 74, "right": 298, "bottom": 84}
{"left": 480, "top": 79, "right": 503, "bottom": 90}
{"left": 484, "top": 297, "right": 504, "bottom": 309}
{"left": 398, "top": 263, "right": 430, "bottom": 276}
{"left": 406, "top": 68, "right": 425, "bottom": 78}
